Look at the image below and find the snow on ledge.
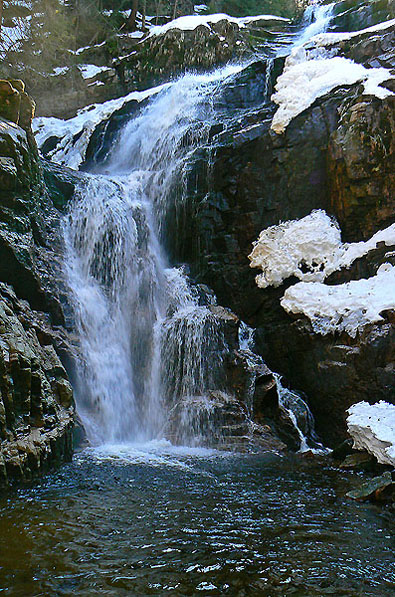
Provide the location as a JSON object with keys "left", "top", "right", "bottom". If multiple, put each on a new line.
{"left": 248, "top": 209, "right": 395, "bottom": 289}
{"left": 78, "top": 64, "right": 112, "bottom": 80}
{"left": 33, "top": 83, "right": 169, "bottom": 170}
{"left": 249, "top": 210, "right": 395, "bottom": 336}
{"left": 310, "top": 17, "right": 395, "bottom": 48}
{"left": 347, "top": 401, "right": 395, "bottom": 466}
{"left": 281, "top": 263, "right": 395, "bottom": 336}
{"left": 147, "top": 12, "right": 289, "bottom": 37}
{"left": 271, "top": 50, "right": 393, "bottom": 134}
{"left": 249, "top": 210, "right": 342, "bottom": 288}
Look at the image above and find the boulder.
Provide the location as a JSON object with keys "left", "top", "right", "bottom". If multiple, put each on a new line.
{"left": 346, "top": 471, "right": 394, "bottom": 502}
{"left": 347, "top": 401, "right": 395, "bottom": 466}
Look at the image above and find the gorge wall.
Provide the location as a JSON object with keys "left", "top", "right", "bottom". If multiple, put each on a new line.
{"left": 0, "top": 81, "right": 76, "bottom": 484}
{"left": 172, "top": 11, "right": 395, "bottom": 445}
{"left": 0, "top": 0, "right": 394, "bottom": 484}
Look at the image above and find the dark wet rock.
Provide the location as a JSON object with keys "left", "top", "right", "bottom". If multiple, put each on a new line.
{"left": 331, "top": 438, "right": 355, "bottom": 460}
{"left": 0, "top": 84, "right": 80, "bottom": 484}
{"left": 339, "top": 452, "right": 376, "bottom": 470}
{"left": 0, "top": 283, "right": 74, "bottom": 487}
{"left": 328, "top": 95, "right": 395, "bottom": 242}
{"left": 0, "top": 113, "right": 64, "bottom": 322}
{"left": 167, "top": 389, "right": 286, "bottom": 453}
{"left": 346, "top": 471, "right": 394, "bottom": 502}
{"left": 42, "top": 159, "right": 85, "bottom": 212}
{"left": 331, "top": 0, "right": 395, "bottom": 33}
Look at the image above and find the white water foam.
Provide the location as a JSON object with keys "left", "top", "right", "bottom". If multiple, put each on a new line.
{"left": 63, "top": 65, "right": 242, "bottom": 447}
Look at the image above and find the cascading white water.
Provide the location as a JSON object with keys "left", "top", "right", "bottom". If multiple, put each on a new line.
{"left": 63, "top": 65, "right": 242, "bottom": 445}
{"left": 294, "top": 2, "right": 334, "bottom": 47}
{"left": 274, "top": 374, "right": 328, "bottom": 453}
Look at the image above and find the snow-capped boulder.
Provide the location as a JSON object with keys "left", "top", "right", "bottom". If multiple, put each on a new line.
{"left": 347, "top": 402, "right": 395, "bottom": 466}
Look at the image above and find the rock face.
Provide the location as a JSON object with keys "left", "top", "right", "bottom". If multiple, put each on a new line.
{"left": 0, "top": 284, "right": 73, "bottom": 486}
{"left": 172, "top": 18, "right": 395, "bottom": 446}
{"left": 118, "top": 17, "right": 276, "bottom": 92}
{"left": 0, "top": 81, "right": 77, "bottom": 485}
{"left": 328, "top": 95, "right": 394, "bottom": 242}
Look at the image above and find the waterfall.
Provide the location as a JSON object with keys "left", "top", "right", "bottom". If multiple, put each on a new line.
{"left": 274, "top": 374, "right": 326, "bottom": 453}
{"left": 63, "top": 65, "right": 241, "bottom": 445}
{"left": 61, "top": 4, "right": 335, "bottom": 448}
{"left": 294, "top": 2, "right": 334, "bottom": 47}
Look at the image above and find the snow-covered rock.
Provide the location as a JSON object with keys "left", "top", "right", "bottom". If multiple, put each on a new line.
{"left": 310, "top": 17, "right": 395, "bottom": 48}
{"left": 147, "top": 12, "right": 289, "bottom": 37}
{"left": 271, "top": 52, "right": 393, "bottom": 134}
{"left": 281, "top": 263, "right": 395, "bottom": 336}
{"left": 347, "top": 401, "right": 395, "bottom": 466}
{"left": 249, "top": 210, "right": 342, "bottom": 288}
{"left": 271, "top": 14, "right": 394, "bottom": 134}
{"left": 249, "top": 210, "right": 395, "bottom": 289}
{"left": 249, "top": 210, "right": 395, "bottom": 336}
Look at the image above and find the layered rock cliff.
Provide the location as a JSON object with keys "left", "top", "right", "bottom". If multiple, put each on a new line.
{"left": 0, "top": 81, "right": 76, "bottom": 485}
{"left": 172, "top": 11, "right": 395, "bottom": 445}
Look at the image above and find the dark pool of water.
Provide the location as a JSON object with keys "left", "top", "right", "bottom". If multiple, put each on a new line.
{"left": 0, "top": 445, "right": 394, "bottom": 596}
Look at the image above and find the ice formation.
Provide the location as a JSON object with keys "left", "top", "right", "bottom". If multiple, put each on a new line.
{"left": 347, "top": 401, "right": 395, "bottom": 466}
{"left": 281, "top": 263, "right": 395, "bottom": 336}
{"left": 271, "top": 52, "right": 393, "bottom": 134}
{"left": 249, "top": 210, "right": 342, "bottom": 288}
{"left": 33, "top": 83, "right": 169, "bottom": 170}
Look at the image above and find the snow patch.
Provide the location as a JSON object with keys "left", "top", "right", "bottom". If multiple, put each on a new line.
{"left": 125, "top": 31, "right": 145, "bottom": 39}
{"left": 347, "top": 401, "right": 395, "bottom": 466}
{"left": 33, "top": 84, "right": 169, "bottom": 170}
{"left": 194, "top": 4, "right": 208, "bottom": 13}
{"left": 249, "top": 210, "right": 395, "bottom": 289}
{"left": 249, "top": 211, "right": 395, "bottom": 335}
{"left": 249, "top": 210, "right": 342, "bottom": 288}
{"left": 281, "top": 263, "right": 395, "bottom": 336}
{"left": 50, "top": 66, "right": 70, "bottom": 76}
{"left": 70, "top": 41, "right": 106, "bottom": 56}
{"left": 271, "top": 51, "right": 393, "bottom": 134}
{"left": 78, "top": 64, "right": 112, "bottom": 79}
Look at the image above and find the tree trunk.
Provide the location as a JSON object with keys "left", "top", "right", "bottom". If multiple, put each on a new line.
{"left": 0, "top": 0, "right": 3, "bottom": 37}
{"left": 142, "top": 0, "right": 147, "bottom": 30}
{"left": 173, "top": 0, "right": 179, "bottom": 20}
{"left": 127, "top": 0, "right": 139, "bottom": 31}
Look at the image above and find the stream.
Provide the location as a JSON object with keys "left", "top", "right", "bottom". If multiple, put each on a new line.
{"left": 0, "top": 449, "right": 394, "bottom": 596}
